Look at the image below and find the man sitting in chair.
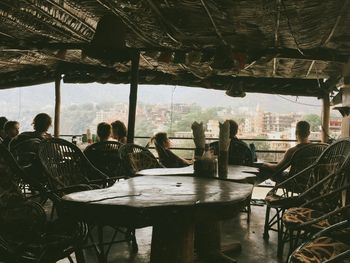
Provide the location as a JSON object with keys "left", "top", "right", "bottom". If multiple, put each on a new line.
{"left": 260, "top": 120, "right": 311, "bottom": 182}
{"left": 210, "top": 120, "right": 255, "bottom": 165}
{"left": 1, "top": 121, "right": 20, "bottom": 148}
{"left": 97, "top": 122, "right": 113, "bottom": 142}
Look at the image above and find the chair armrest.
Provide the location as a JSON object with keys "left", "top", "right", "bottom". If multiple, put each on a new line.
{"left": 324, "top": 249, "right": 350, "bottom": 263}
{"left": 270, "top": 164, "right": 315, "bottom": 192}
{"left": 301, "top": 183, "right": 350, "bottom": 208}
{"left": 312, "top": 219, "right": 350, "bottom": 239}
{"left": 298, "top": 170, "right": 337, "bottom": 199}
{"left": 299, "top": 204, "right": 350, "bottom": 229}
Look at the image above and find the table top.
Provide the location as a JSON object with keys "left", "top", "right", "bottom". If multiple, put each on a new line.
{"left": 62, "top": 176, "right": 253, "bottom": 227}
{"left": 136, "top": 165, "right": 259, "bottom": 184}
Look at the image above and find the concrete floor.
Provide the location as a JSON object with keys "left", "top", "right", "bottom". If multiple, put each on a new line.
{"left": 61, "top": 204, "right": 287, "bottom": 263}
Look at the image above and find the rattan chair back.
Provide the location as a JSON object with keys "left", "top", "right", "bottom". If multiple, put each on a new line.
{"left": 119, "top": 143, "right": 162, "bottom": 176}
{"left": 84, "top": 141, "right": 123, "bottom": 178}
{"left": 38, "top": 138, "right": 107, "bottom": 191}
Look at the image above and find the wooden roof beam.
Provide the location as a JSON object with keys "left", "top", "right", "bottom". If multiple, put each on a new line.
{"left": 0, "top": 42, "right": 348, "bottom": 63}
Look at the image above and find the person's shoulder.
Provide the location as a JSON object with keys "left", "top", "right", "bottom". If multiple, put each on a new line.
{"left": 286, "top": 144, "right": 304, "bottom": 156}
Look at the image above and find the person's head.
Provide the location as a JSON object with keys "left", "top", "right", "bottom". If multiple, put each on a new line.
{"left": 0, "top": 116, "right": 8, "bottom": 138}
{"left": 152, "top": 132, "right": 171, "bottom": 149}
{"left": 111, "top": 120, "right": 127, "bottom": 141}
{"left": 97, "top": 122, "right": 112, "bottom": 141}
{"left": 4, "top": 121, "right": 20, "bottom": 138}
{"left": 33, "top": 113, "right": 52, "bottom": 133}
{"left": 228, "top": 120, "right": 239, "bottom": 138}
{"left": 295, "top": 121, "right": 310, "bottom": 141}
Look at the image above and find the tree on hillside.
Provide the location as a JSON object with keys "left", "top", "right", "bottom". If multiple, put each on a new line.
{"left": 172, "top": 107, "right": 220, "bottom": 132}
{"left": 303, "top": 114, "right": 321, "bottom": 131}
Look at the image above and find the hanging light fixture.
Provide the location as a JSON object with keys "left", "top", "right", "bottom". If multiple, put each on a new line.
{"left": 225, "top": 81, "right": 246, "bottom": 97}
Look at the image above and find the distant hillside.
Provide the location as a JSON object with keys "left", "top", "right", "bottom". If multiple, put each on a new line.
{"left": 0, "top": 82, "right": 325, "bottom": 115}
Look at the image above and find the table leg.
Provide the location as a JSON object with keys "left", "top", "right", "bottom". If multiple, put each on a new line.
{"left": 97, "top": 225, "right": 107, "bottom": 263}
{"left": 150, "top": 221, "right": 194, "bottom": 263}
{"left": 195, "top": 222, "right": 237, "bottom": 263}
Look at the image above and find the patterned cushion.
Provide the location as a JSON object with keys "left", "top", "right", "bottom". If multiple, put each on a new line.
{"left": 282, "top": 207, "right": 332, "bottom": 230}
{"left": 290, "top": 236, "right": 350, "bottom": 263}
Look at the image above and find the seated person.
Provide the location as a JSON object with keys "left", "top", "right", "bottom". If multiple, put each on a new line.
{"left": 227, "top": 119, "right": 255, "bottom": 165}
{"left": 0, "top": 116, "right": 8, "bottom": 142}
{"left": 111, "top": 120, "right": 127, "bottom": 144}
{"left": 210, "top": 120, "right": 255, "bottom": 165}
{"left": 1, "top": 121, "right": 20, "bottom": 148}
{"left": 260, "top": 120, "right": 311, "bottom": 182}
{"left": 97, "top": 122, "right": 113, "bottom": 142}
{"left": 20, "top": 113, "right": 52, "bottom": 140}
{"left": 152, "top": 132, "right": 192, "bottom": 168}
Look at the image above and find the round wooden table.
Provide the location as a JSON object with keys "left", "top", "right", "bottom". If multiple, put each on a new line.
{"left": 63, "top": 176, "right": 253, "bottom": 263}
{"left": 136, "top": 165, "right": 259, "bottom": 184}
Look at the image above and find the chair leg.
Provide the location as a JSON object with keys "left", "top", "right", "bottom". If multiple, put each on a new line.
{"left": 288, "top": 229, "right": 300, "bottom": 257}
{"left": 75, "top": 249, "right": 86, "bottom": 263}
{"left": 288, "top": 229, "right": 295, "bottom": 257}
{"left": 277, "top": 212, "right": 284, "bottom": 258}
{"left": 97, "top": 225, "right": 107, "bottom": 263}
{"left": 263, "top": 205, "right": 270, "bottom": 239}
{"left": 131, "top": 229, "right": 138, "bottom": 253}
{"left": 247, "top": 204, "right": 251, "bottom": 223}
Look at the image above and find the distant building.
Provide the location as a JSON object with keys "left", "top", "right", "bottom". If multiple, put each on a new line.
{"left": 206, "top": 120, "right": 219, "bottom": 138}
{"left": 329, "top": 117, "right": 342, "bottom": 137}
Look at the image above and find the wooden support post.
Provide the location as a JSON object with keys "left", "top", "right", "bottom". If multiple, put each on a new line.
{"left": 341, "top": 86, "right": 350, "bottom": 138}
{"left": 54, "top": 75, "right": 61, "bottom": 138}
{"left": 321, "top": 93, "right": 330, "bottom": 143}
{"left": 127, "top": 51, "right": 140, "bottom": 143}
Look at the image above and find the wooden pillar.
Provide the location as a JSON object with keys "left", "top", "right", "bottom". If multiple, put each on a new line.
{"left": 127, "top": 51, "right": 140, "bottom": 144}
{"left": 54, "top": 75, "right": 61, "bottom": 138}
{"left": 341, "top": 86, "right": 350, "bottom": 138}
{"left": 321, "top": 93, "right": 330, "bottom": 143}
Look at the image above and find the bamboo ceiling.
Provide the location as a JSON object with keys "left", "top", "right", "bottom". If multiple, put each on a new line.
{"left": 0, "top": 0, "right": 349, "bottom": 97}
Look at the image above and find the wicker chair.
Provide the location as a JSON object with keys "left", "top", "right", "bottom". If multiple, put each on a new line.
{"left": 280, "top": 138, "right": 350, "bottom": 256}
{"left": 119, "top": 143, "right": 162, "bottom": 176}
{"left": 9, "top": 137, "right": 45, "bottom": 195}
{"left": 288, "top": 216, "right": 350, "bottom": 262}
{"left": 0, "top": 144, "right": 87, "bottom": 263}
{"left": 38, "top": 138, "right": 111, "bottom": 193}
{"left": 38, "top": 138, "right": 138, "bottom": 255}
{"left": 84, "top": 141, "right": 126, "bottom": 179}
{"left": 263, "top": 143, "right": 328, "bottom": 253}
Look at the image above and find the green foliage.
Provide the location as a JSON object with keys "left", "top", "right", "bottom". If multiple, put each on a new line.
{"left": 303, "top": 114, "right": 321, "bottom": 131}
{"left": 172, "top": 107, "right": 220, "bottom": 132}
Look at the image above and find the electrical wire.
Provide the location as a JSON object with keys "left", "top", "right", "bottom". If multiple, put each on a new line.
{"left": 169, "top": 85, "right": 176, "bottom": 133}
{"left": 276, "top": 95, "right": 321, "bottom": 107}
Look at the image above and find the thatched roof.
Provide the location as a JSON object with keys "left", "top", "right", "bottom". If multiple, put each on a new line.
{"left": 0, "top": 0, "right": 349, "bottom": 97}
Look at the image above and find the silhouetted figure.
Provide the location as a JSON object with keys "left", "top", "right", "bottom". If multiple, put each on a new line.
{"left": 97, "top": 122, "right": 112, "bottom": 142}
{"left": 21, "top": 113, "right": 52, "bottom": 140}
{"left": 1, "top": 121, "right": 19, "bottom": 148}
{"left": 111, "top": 120, "right": 127, "bottom": 144}
{"left": 152, "top": 132, "right": 191, "bottom": 168}
{"left": 210, "top": 120, "right": 255, "bottom": 165}
{"left": 260, "top": 120, "right": 311, "bottom": 182}
{"left": 0, "top": 116, "right": 8, "bottom": 141}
